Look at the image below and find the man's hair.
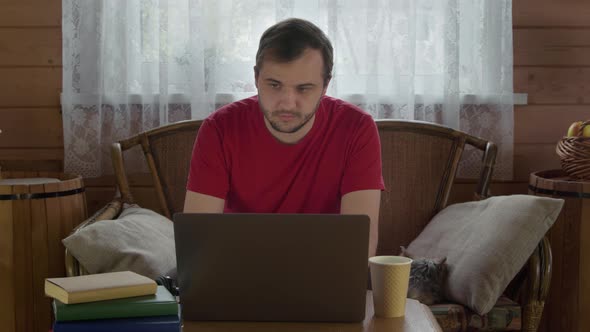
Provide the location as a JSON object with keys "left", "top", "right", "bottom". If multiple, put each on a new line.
{"left": 255, "top": 18, "right": 333, "bottom": 85}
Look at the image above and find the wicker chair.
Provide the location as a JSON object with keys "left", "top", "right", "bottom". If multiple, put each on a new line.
{"left": 64, "top": 119, "right": 550, "bottom": 332}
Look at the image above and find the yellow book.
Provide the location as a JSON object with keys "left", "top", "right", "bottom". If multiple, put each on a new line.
{"left": 45, "top": 271, "right": 157, "bottom": 304}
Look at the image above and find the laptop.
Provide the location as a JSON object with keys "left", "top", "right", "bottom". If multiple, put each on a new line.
{"left": 173, "top": 213, "right": 369, "bottom": 322}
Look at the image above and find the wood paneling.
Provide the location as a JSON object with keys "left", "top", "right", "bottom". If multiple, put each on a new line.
{"left": 513, "top": 143, "right": 561, "bottom": 182}
{"left": 0, "top": 161, "right": 61, "bottom": 173}
{"left": 0, "top": 1, "right": 61, "bottom": 27}
{"left": 0, "top": 148, "right": 62, "bottom": 161}
{"left": 0, "top": 109, "right": 62, "bottom": 148}
{"left": 83, "top": 173, "right": 154, "bottom": 188}
{"left": 514, "top": 67, "right": 590, "bottom": 105}
{"left": 514, "top": 29, "right": 590, "bottom": 67}
{"left": 0, "top": 28, "right": 61, "bottom": 66}
{"left": 84, "top": 187, "right": 117, "bottom": 216}
{"left": 514, "top": 0, "right": 590, "bottom": 28}
{"left": 0, "top": 68, "right": 61, "bottom": 107}
{"left": 514, "top": 106, "right": 590, "bottom": 144}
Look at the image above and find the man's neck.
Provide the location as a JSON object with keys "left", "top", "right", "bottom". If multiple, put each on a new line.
{"left": 263, "top": 115, "right": 316, "bottom": 145}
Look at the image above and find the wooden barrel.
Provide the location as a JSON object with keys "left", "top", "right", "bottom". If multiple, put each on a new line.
{"left": 529, "top": 169, "right": 590, "bottom": 332}
{"left": 0, "top": 172, "right": 87, "bottom": 332}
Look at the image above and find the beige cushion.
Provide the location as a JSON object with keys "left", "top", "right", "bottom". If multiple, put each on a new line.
{"left": 404, "top": 195, "right": 564, "bottom": 315}
{"left": 63, "top": 205, "right": 176, "bottom": 280}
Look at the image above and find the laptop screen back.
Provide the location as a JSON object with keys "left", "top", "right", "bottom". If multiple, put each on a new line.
{"left": 173, "top": 213, "right": 369, "bottom": 322}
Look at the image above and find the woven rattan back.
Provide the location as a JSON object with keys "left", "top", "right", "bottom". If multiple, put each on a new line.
{"left": 112, "top": 120, "right": 203, "bottom": 219}
{"left": 111, "top": 119, "right": 495, "bottom": 243}
{"left": 376, "top": 120, "right": 496, "bottom": 256}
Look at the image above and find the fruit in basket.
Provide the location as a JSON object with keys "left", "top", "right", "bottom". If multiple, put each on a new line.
{"left": 567, "top": 120, "right": 590, "bottom": 137}
{"left": 558, "top": 120, "right": 590, "bottom": 180}
{"left": 567, "top": 121, "right": 583, "bottom": 137}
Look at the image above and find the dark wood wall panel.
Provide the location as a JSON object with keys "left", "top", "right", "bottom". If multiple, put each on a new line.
{"left": 513, "top": 143, "right": 561, "bottom": 181}
{"left": 514, "top": 29, "right": 590, "bottom": 67}
{"left": 0, "top": 2, "right": 61, "bottom": 27}
{"left": 0, "top": 2, "right": 63, "bottom": 183}
{"left": 0, "top": 109, "right": 62, "bottom": 148}
{"left": 0, "top": 68, "right": 61, "bottom": 107}
{"left": 515, "top": 106, "right": 590, "bottom": 144}
{"left": 513, "top": 0, "right": 590, "bottom": 27}
{"left": 514, "top": 67, "right": 590, "bottom": 105}
{"left": 0, "top": 28, "right": 61, "bottom": 66}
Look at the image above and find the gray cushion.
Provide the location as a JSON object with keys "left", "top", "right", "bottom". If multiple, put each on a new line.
{"left": 63, "top": 205, "right": 176, "bottom": 280}
{"left": 404, "top": 195, "right": 564, "bottom": 315}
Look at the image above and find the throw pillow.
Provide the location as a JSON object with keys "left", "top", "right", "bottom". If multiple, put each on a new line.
{"left": 404, "top": 195, "right": 564, "bottom": 315}
{"left": 63, "top": 205, "right": 176, "bottom": 280}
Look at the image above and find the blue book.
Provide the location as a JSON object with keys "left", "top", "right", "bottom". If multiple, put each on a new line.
{"left": 52, "top": 314, "right": 180, "bottom": 332}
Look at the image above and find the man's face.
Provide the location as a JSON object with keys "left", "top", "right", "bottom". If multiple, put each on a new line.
{"left": 255, "top": 48, "right": 329, "bottom": 134}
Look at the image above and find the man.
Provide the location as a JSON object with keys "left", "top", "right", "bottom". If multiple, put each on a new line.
{"left": 184, "top": 18, "right": 384, "bottom": 256}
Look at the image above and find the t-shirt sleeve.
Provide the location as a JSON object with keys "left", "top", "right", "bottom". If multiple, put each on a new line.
{"left": 186, "top": 118, "right": 230, "bottom": 199}
{"left": 340, "top": 115, "right": 386, "bottom": 195}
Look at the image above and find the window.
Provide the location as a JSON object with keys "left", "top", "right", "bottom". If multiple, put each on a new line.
{"left": 62, "top": 0, "right": 514, "bottom": 179}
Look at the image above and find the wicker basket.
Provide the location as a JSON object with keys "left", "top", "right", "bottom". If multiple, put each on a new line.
{"left": 556, "top": 122, "right": 590, "bottom": 180}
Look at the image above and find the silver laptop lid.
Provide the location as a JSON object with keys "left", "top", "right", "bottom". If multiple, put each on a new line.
{"left": 173, "top": 213, "right": 369, "bottom": 322}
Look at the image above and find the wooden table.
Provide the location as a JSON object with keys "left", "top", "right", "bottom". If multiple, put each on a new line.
{"left": 183, "top": 291, "right": 442, "bottom": 332}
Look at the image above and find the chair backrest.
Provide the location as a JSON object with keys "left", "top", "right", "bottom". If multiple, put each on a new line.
{"left": 112, "top": 120, "right": 203, "bottom": 219}
{"left": 112, "top": 119, "right": 496, "bottom": 253}
{"left": 375, "top": 120, "right": 495, "bottom": 256}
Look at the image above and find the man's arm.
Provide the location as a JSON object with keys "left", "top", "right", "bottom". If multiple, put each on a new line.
{"left": 340, "top": 189, "right": 381, "bottom": 258}
{"left": 183, "top": 190, "right": 225, "bottom": 213}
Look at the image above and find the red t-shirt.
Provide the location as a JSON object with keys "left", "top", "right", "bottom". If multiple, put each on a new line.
{"left": 187, "top": 95, "right": 385, "bottom": 213}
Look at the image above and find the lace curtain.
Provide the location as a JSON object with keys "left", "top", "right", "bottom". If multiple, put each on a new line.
{"left": 62, "top": 0, "right": 513, "bottom": 179}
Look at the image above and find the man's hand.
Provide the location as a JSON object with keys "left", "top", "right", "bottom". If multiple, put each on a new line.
{"left": 340, "top": 190, "right": 381, "bottom": 258}
{"left": 183, "top": 190, "right": 225, "bottom": 213}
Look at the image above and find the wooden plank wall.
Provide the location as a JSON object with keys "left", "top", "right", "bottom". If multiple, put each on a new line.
{"left": 0, "top": 2, "right": 586, "bottom": 207}
{"left": 512, "top": 0, "right": 590, "bottom": 181}
{"left": 0, "top": 1, "right": 62, "bottom": 174}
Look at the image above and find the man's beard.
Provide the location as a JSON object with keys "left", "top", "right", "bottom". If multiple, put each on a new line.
{"left": 260, "top": 98, "right": 322, "bottom": 134}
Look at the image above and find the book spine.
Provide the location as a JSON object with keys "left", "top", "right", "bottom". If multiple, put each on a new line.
{"left": 70, "top": 283, "right": 157, "bottom": 304}
{"left": 55, "top": 302, "right": 178, "bottom": 321}
{"left": 53, "top": 315, "right": 180, "bottom": 332}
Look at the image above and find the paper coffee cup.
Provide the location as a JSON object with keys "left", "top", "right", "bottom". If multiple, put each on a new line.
{"left": 369, "top": 256, "right": 412, "bottom": 318}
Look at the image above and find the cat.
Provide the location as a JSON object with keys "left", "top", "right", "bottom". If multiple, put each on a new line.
{"left": 400, "top": 246, "right": 447, "bottom": 305}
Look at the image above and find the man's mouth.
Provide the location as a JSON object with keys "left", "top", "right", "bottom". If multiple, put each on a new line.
{"left": 276, "top": 112, "right": 297, "bottom": 121}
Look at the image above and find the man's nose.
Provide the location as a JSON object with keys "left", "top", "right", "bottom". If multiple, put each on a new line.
{"left": 278, "top": 89, "right": 296, "bottom": 110}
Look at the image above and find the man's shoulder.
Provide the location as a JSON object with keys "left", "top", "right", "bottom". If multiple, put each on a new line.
{"left": 322, "top": 96, "right": 374, "bottom": 125}
{"left": 207, "top": 95, "right": 259, "bottom": 124}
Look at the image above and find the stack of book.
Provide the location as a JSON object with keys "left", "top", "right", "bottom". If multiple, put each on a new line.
{"left": 45, "top": 271, "right": 180, "bottom": 332}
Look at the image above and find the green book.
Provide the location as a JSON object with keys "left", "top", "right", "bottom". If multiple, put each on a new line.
{"left": 53, "top": 285, "right": 178, "bottom": 321}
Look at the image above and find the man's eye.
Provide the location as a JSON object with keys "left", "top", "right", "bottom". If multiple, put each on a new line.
{"left": 269, "top": 83, "right": 280, "bottom": 89}
{"left": 298, "top": 87, "right": 310, "bottom": 92}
